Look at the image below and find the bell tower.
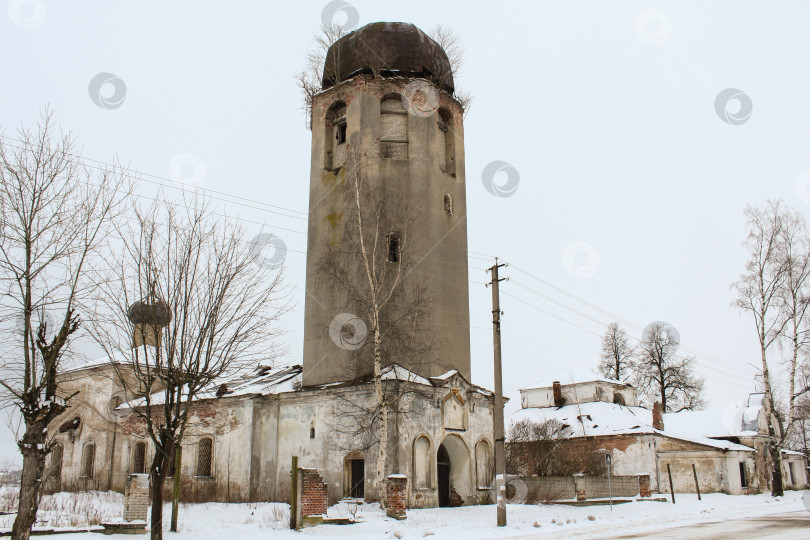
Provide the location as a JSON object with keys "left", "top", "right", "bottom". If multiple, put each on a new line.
{"left": 302, "top": 22, "right": 471, "bottom": 387}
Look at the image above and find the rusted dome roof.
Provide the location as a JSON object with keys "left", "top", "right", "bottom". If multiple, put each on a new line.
{"left": 127, "top": 297, "right": 172, "bottom": 326}
{"left": 322, "top": 22, "right": 454, "bottom": 94}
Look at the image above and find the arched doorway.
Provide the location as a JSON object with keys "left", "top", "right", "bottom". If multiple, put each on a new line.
{"left": 437, "top": 444, "right": 451, "bottom": 507}
{"left": 437, "top": 435, "right": 472, "bottom": 507}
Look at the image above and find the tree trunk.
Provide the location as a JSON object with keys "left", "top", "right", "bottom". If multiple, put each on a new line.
{"left": 11, "top": 420, "right": 48, "bottom": 540}
{"left": 373, "top": 325, "right": 388, "bottom": 508}
{"left": 786, "top": 322, "right": 799, "bottom": 443}
{"left": 760, "top": 349, "right": 784, "bottom": 497}
{"left": 149, "top": 444, "right": 170, "bottom": 540}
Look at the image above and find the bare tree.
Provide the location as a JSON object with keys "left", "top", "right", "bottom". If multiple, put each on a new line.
{"left": 0, "top": 110, "right": 126, "bottom": 540}
{"left": 297, "top": 24, "right": 350, "bottom": 129}
{"left": 428, "top": 24, "right": 473, "bottom": 116}
{"left": 319, "top": 142, "right": 438, "bottom": 504}
{"left": 506, "top": 418, "right": 605, "bottom": 477}
{"left": 634, "top": 323, "right": 705, "bottom": 413}
{"left": 598, "top": 322, "right": 635, "bottom": 382}
{"left": 93, "top": 194, "right": 288, "bottom": 540}
{"left": 775, "top": 207, "right": 810, "bottom": 444}
{"left": 733, "top": 200, "right": 792, "bottom": 496}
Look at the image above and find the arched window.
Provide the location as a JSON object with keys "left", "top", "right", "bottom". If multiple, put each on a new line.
{"left": 438, "top": 108, "right": 456, "bottom": 175}
{"left": 81, "top": 442, "right": 95, "bottom": 479}
{"left": 444, "top": 193, "right": 453, "bottom": 215}
{"left": 380, "top": 95, "right": 408, "bottom": 159}
{"left": 475, "top": 439, "right": 493, "bottom": 489}
{"left": 196, "top": 438, "right": 213, "bottom": 477}
{"left": 613, "top": 393, "right": 626, "bottom": 406}
{"left": 413, "top": 435, "right": 432, "bottom": 489}
{"left": 133, "top": 442, "right": 147, "bottom": 474}
{"left": 325, "top": 101, "right": 347, "bottom": 170}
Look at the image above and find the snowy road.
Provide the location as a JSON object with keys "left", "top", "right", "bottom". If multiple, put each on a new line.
{"left": 602, "top": 511, "right": 810, "bottom": 540}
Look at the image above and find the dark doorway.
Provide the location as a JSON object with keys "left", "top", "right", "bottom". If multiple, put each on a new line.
{"left": 349, "top": 458, "right": 364, "bottom": 499}
{"left": 739, "top": 462, "right": 748, "bottom": 488}
{"left": 437, "top": 443, "right": 451, "bottom": 507}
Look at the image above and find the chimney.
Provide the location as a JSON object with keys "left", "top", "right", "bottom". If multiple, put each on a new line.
{"left": 652, "top": 402, "right": 664, "bottom": 431}
{"left": 552, "top": 381, "right": 564, "bottom": 407}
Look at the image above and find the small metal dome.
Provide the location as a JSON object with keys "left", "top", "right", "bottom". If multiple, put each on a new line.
{"left": 322, "top": 22, "right": 454, "bottom": 94}
{"left": 127, "top": 297, "right": 172, "bottom": 327}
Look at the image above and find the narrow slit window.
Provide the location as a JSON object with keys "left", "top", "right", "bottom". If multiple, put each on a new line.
{"left": 387, "top": 233, "right": 401, "bottom": 263}
{"left": 133, "top": 442, "right": 146, "bottom": 474}
{"left": 444, "top": 194, "right": 453, "bottom": 215}
{"left": 310, "top": 427, "right": 316, "bottom": 439}
{"left": 739, "top": 462, "right": 748, "bottom": 488}
{"left": 196, "top": 438, "right": 213, "bottom": 477}
{"left": 336, "top": 122, "right": 347, "bottom": 145}
{"left": 82, "top": 443, "right": 95, "bottom": 478}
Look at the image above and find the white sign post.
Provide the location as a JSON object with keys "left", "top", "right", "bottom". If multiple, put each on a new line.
{"left": 606, "top": 453, "right": 613, "bottom": 511}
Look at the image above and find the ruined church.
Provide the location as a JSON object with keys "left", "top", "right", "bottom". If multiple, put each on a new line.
{"left": 44, "top": 22, "right": 497, "bottom": 508}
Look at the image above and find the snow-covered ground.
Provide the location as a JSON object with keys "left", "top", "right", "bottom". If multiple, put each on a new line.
{"left": 0, "top": 486, "right": 807, "bottom": 539}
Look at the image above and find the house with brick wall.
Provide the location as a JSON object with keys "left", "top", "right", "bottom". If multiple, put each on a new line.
{"left": 507, "top": 369, "right": 808, "bottom": 495}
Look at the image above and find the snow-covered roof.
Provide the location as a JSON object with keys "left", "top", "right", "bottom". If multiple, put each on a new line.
{"left": 120, "top": 362, "right": 494, "bottom": 409}
{"left": 521, "top": 368, "right": 629, "bottom": 390}
{"left": 380, "top": 364, "right": 431, "bottom": 385}
{"left": 59, "top": 346, "right": 158, "bottom": 375}
{"left": 508, "top": 401, "right": 754, "bottom": 452}
{"left": 663, "top": 407, "right": 759, "bottom": 439}
{"left": 430, "top": 369, "right": 459, "bottom": 381}
{"left": 664, "top": 394, "right": 766, "bottom": 440}
{"left": 121, "top": 364, "right": 302, "bottom": 408}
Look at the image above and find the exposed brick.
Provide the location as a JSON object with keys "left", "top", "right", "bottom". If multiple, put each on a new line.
{"left": 386, "top": 475, "right": 407, "bottom": 519}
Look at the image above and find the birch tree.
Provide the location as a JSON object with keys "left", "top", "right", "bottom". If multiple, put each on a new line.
{"left": 733, "top": 200, "right": 790, "bottom": 496}
{"left": 0, "top": 110, "right": 126, "bottom": 540}
{"left": 319, "top": 143, "right": 437, "bottom": 504}
{"left": 775, "top": 207, "right": 810, "bottom": 444}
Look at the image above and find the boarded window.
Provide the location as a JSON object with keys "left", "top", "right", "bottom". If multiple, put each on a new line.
{"left": 196, "top": 438, "right": 213, "bottom": 477}
{"left": 380, "top": 96, "right": 408, "bottom": 159}
{"left": 82, "top": 443, "right": 95, "bottom": 478}
{"left": 475, "top": 440, "right": 493, "bottom": 488}
{"left": 413, "top": 436, "right": 431, "bottom": 489}
{"left": 386, "top": 233, "right": 401, "bottom": 263}
{"left": 133, "top": 442, "right": 146, "bottom": 474}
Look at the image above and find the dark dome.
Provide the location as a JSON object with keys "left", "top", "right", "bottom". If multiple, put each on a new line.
{"left": 127, "top": 298, "right": 172, "bottom": 327}
{"left": 322, "top": 22, "right": 454, "bottom": 94}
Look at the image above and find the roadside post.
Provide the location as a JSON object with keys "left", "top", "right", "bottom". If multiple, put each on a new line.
{"left": 606, "top": 453, "right": 612, "bottom": 511}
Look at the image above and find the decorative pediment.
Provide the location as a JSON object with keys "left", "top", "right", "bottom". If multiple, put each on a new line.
{"left": 442, "top": 389, "right": 466, "bottom": 431}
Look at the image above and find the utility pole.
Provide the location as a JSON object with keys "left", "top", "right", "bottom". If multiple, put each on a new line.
{"left": 487, "top": 258, "right": 507, "bottom": 527}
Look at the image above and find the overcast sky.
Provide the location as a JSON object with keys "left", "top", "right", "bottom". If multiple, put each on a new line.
{"left": 2, "top": 1, "right": 809, "bottom": 465}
